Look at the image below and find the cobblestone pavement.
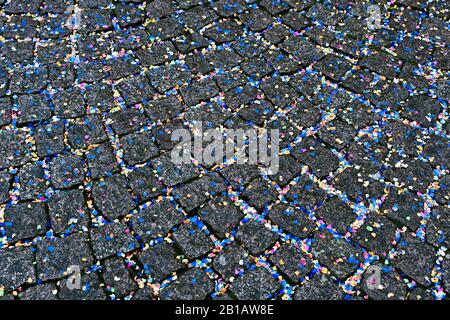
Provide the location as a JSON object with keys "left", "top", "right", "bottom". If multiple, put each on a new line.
{"left": 0, "top": 0, "right": 449, "bottom": 300}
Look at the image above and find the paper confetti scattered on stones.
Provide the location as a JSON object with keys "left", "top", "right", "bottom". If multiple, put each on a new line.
{"left": 0, "top": 0, "right": 449, "bottom": 301}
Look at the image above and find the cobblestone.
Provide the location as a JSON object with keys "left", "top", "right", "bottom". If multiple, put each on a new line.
{"left": 0, "top": 0, "right": 448, "bottom": 301}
